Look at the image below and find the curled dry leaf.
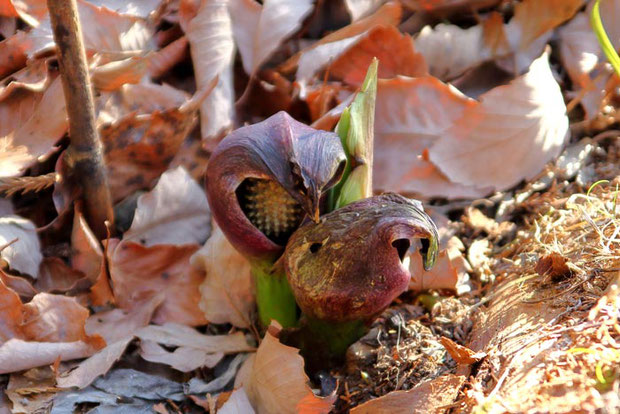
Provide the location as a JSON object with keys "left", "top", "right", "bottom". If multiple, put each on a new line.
{"left": 107, "top": 239, "right": 207, "bottom": 326}
{"left": 21, "top": 293, "right": 92, "bottom": 343}
{"left": 228, "top": 0, "right": 314, "bottom": 75}
{"left": 410, "top": 236, "right": 470, "bottom": 292}
{"left": 415, "top": 0, "right": 582, "bottom": 79}
{"left": 404, "top": 0, "right": 499, "bottom": 13}
{"left": 35, "top": 258, "right": 89, "bottom": 295}
{"left": 123, "top": 167, "right": 210, "bottom": 247}
{"left": 0, "top": 215, "right": 42, "bottom": 278}
{"left": 373, "top": 76, "right": 490, "bottom": 198}
{"left": 429, "top": 50, "right": 569, "bottom": 190}
{"left": 56, "top": 336, "right": 134, "bottom": 390}
{"left": 99, "top": 84, "right": 197, "bottom": 201}
{"left": 192, "top": 225, "right": 254, "bottom": 328}
{"left": 245, "top": 325, "right": 335, "bottom": 414}
{"left": 279, "top": 1, "right": 402, "bottom": 74}
{"left": 344, "top": 0, "right": 385, "bottom": 21}
{"left": 135, "top": 323, "right": 253, "bottom": 372}
{"left": 219, "top": 388, "right": 256, "bottom": 414}
{"left": 86, "top": 0, "right": 162, "bottom": 18}
{"left": 297, "top": 24, "right": 427, "bottom": 86}
{"left": 0, "top": 77, "right": 67, "bottom": 178}
{"left": 56, "top": 294, "right": 165, "bottom": 389}
{"left": 0, "top": 278, "right": 22, "bottom": 341}
{"left": 185, "top": 0, "right": 235, "bottom": 140}
{"left": 0, "top": 282, "right": 105, "bottom": 374}
{"left": 138, "top": 340, "right": 224, "bottom": 372}
{"left": 24, "top": 0, "right": 154, "bottom": 58}
{"left": 440, "top": 336, "right": 486, "bottom": 364}
{"left": 374, "top": 50, "right": 567, "bottom": 198}
{"left": 350, "top": 374, "right": 466, "bottom": 414}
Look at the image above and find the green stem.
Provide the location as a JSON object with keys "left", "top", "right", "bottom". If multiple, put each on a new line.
{"left": 253, "top": 262, "right": 298, "bottom": 328}
{"left": 280, "top": 317, "right": 368, "bottom": 372}
{"left": 591, "top": 0, "right": 620, "bottom": 76}
{"left": 305, "top": 317, "right": 367, "bottom": 358}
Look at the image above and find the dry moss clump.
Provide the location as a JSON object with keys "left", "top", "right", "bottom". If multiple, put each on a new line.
{"left": 463, "top": 179, "right": 620, "bottom": 413}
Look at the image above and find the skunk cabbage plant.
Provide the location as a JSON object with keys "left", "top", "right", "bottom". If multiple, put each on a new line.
{"left": 206, "top": 111, "right": 346, "bottom": 327}
{"left": 206, "top": 60, "right": 438, "bottom": 367}
{"left": 283, "top": 193, "right": 438, "bottom": 360}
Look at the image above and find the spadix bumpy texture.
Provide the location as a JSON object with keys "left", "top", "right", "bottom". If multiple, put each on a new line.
{"left": 284, "top": 193, "right": 438, "bottom": 323}
{"left": 205, "top": 111, "right": 346, "bottom": 263}
{"left": 237, "top": 178, "right": 302, "bottom": 243}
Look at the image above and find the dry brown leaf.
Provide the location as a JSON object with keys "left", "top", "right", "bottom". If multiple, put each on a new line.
{"left": 350, "top": 374, "right": 466, "bottom": 413}
{"left": 186, "top": 0, "right": 235, "bottom": 140}
{"left": 21, "top": 293, "right": 92, "bottom": 342}
{"left": 429, "top": 50, "right": 569, "bottom": 190}
{"left": 440, "top": 336, "right": 485, "bottom": 364}
{"left": 85, "top": 294, "right": 164, "bottom": 344}
{"left": 24, "top": 0, "right": 154, "bottom": 58}
{"left": 5, "top": 367, "right": 56, "bottom": 413}
{"left": 0, "top": 77, "right": 67, "bottom": 178}
{"left": 136, "top": 323, "right": 252, "bottom": 353}
{"left": 0, "top": 278, "right": 22, "bottom": 341}
{"left": 0, "top": 58, "right": 53, "bottom": 99}
{"left": 344, "top": 0, "right": 385, "bottom": 21}
{"left": 54, "top": 293, "right": 165, "bottom": 389}
{"left": 123, "top": 166, "right": 211, "bottom": 247}
{"left": 415, "top": 0, "right": 582, "bottom": 80}
{"left": 246, "top": 325, "right": 334, "bottom": 414}
{"left": 229, "top": 0, "right": 314, "bottom": 75}
{"left": 193, "top": 225, "right": 254, "bottom": 328}
{"left": 333, "top": 25, "right": 427, "bottom": 84}
{"left": 91, "top": 56, "right": 148, "bottom": 91}
{"left": 535, "top": 252, "right": 573, "bottom": 281}
{"left": 410, "top": 236, "right": 469, "bottom": 291}
{"left": 0, "top": 268, "right": 37, "bottom": 298}
{"left": 403, "top": 0, "right": 498, "bottom": 13}
{"left": 300, "top": 25, "right": 427, "bottom": 86}
{"left": 148, "top": 36, "right": 189, "bottom": 79}
{"left": 219, "top": 388, "right": 255, "bottom": 414}
{"left": 139, "top": 340, "right": 224, "bottom": 372}
{"left": 0, "top": 32, "right": 28, "bottom": 79}
{"left": 100, "top": 87, "right": 197, "bottom": 201}
{"left": 279, "top": 1, "right": 401, "bottom": 74}
{"left": 0, "top": 0, "right": 46, "bottom": 26}
{"left": 86, "top": 0, "right": 162, "bottom": 18}
{"left": 34, "top": 257, "right": 89, "bottom": 294}
{"left": 135, "top": 323, "right": 251, "bottom": 371}
{"left": 55, "top": 335, "right": 134, "bottom": 389}
{"left": 0, "top": 283, "right": 105, "bottom": 374}
{"left": 373, "top": 76, "right": 490, "bottom": 199}
{"left": 107, "top": 239, "right": 207, "bottom": 325}
{"left": 71, "top": 207, "right": 103, "bottom": 283}
{"left": 557, "top": 9, "right": 616, "bottom": 119}
{"left": 0, "top": 338, "right": 104, "bottom": 375}
{"left": 0, "top": 215, "right": 42, "bottom": 277}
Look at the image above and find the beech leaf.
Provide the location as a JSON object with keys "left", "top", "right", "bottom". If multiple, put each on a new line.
{"left": 0, "top": 215, "right": 42, "bottom": 278}
{"left": 429, "top": 50, "right": 569, "bottom": 190}
{"left": 193, "top": 225, "right": 254, "bottom": 328}
{"left": 245, "top": 325, "right": 335, "bottom": 414}
{"left": 229, "top": 0, "right": 314, "bottom": 75}
{"left": 123, "top": 167, "right": 211, "bottom": 247}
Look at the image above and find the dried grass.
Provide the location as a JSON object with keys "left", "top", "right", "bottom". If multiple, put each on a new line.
{"left": 466, "top": 176, "right": 620, "bottom": 413}
{"left": 0, "top": 173, "right": 57, "bottom": 197}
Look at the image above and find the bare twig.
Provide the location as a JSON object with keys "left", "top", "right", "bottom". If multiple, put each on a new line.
{"left": 47, "top": 0, "right": 114, "bottom": 238}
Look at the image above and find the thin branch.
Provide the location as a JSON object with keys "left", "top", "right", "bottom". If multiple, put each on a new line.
{"left": 47, "top": 0, "right": 114, "bottom": 239}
